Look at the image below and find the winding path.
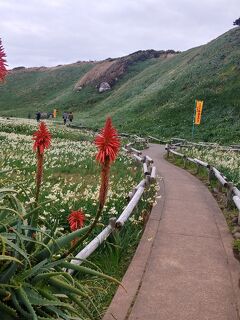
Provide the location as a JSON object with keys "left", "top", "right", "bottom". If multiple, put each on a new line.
{"left": 103, "top": 144, "right": 240, "bottom": 320}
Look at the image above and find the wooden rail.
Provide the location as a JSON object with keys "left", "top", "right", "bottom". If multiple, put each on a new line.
{"left": 130, "top": 147, "right": 142, "bottom": 155}
{"left": 69, "top": 225, "right": 113, "bottom": 273}
{"left": 233, "top": 187, "right": 240, "bottom": 198}
{"left": 194, "top": 159, "right": 208, "bottom": 168}
{"left": 148, "top": 135, "right": 168, "bottom": 144}
{"left": 68, "top": 144, "right": 156, "bottom": 272}
{"left": 116, "top": 187, "right": 145, "bottom": 228}
{"left": 170, "top": 137, "right": 240, "bottom": 153}
{"left": 69, "top": 186, "right": 146, "bottom": 273}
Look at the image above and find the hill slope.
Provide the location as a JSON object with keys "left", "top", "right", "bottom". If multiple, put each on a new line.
{"left": 0, "top": 28, "right": 239, "bottom": 143}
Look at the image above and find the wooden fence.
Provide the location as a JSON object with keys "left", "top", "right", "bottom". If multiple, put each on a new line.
{"left": 170, "top": 137, "right": 240, "bottom": 153}
{"left": 68, "top": 144, "right": 156, "bottom": 273}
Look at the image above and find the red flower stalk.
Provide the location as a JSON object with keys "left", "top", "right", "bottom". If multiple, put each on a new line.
{"left": 95, "top": 117, "right": 120, "bottom": 210}
{"left": 68, "top": 210, "right": 85, "bottom": 231}
{"left": 32, "top": 122, "right": 51, "bottom": 204}
{"left": 0, "top": 39, "right": 8, "bottom": 82}
{"left": 95, "top": 117, "right": 120, "bottom": 164}
{"left": 33, "top": 121, "right": 51, "bottom": 155}
{"left": 99, "top": 158, "right": 110, "bottom": 211}
{"left": 65, "top": 118, "right": 120, "bottom": 255}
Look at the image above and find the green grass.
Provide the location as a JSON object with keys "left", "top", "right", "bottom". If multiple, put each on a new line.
{"left": 1, "top": 28, "right": 240, "bottom": 143}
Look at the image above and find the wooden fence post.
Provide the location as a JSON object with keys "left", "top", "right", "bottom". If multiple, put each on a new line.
{"left": 226, "top": 182, "right": 234, "bottom": 208}
{"left": 208, "top": 165, "right": 214, "bottom": 185}
{"left": 109, "top": 217, "right": 117, "bottom": 236}
{"left": 166, "top": 144, "right": 170, "bottom": 158}
{"left": 217, "top": 180, "right": 223, "bottom": 192}
{"left": 183, "top": 155, "right": 187, "bottom": 168}
{"left": 196, "top": 163, "right": 200, "bottom": 174}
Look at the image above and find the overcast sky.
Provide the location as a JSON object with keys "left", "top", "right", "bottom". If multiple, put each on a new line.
{"left": 0, "top": 0, "right": 239, "bottom": 68}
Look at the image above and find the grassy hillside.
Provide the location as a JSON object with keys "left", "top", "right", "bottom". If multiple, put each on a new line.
{"left": 0, "top": 27, "right": 239, "bottom": 143}
{"left": 0, "top": 62, "right": 95, "bottom": 116}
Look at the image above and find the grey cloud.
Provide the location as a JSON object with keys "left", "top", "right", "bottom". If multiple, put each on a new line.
{"left": 0, "top": 0, "right": 239, "bottom": 68}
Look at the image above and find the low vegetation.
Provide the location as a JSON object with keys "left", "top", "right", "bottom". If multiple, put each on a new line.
{"left": 181, "top": 146, "right": 240, "bottom": 188}
{"left": 0, "top": 118, "right": 157, "bottom": 319}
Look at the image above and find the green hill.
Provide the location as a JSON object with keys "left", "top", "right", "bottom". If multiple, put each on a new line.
{"left": 0, "top": 28, "right": 240, "bottom": 143}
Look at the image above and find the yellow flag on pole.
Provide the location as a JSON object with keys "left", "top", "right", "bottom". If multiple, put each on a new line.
{"left": 194, "top": 100, "right": 204, "bottom": 125}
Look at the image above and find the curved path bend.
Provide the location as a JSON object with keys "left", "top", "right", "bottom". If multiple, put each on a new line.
{"left": 103, "top": 144, "right": 240, "bottom": 320}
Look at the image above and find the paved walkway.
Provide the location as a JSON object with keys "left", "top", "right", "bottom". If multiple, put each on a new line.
{"left": 103, "top": 144, "right": 240, "bottom": 320}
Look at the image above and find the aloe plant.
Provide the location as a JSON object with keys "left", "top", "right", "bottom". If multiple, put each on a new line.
{"left": 0, "top": 188, "right": 120, "bottom": 319}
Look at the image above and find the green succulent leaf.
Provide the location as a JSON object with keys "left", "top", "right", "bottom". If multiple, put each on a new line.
{"left": 0, "top": 207, "right": 24, "bottom": 221}
{"left": 16, "top": 287, "right": 38, "bottom": 320}
{"left": 0, "top": 255, "right": 22, "bottom": 264}
{"left": 69, "top": 293, "right": 95, "bottom": 320}
{"left": 34, "top": 225, "right": 90, "bottom": 260}
{"left": 32, "top": 271, "right": 74, "bottom": 285}
{"left": 0, "top": 300, "right": 17, "bottom": 318}
{"left": 24, "top": 287, "right": 72, "bottom": 308}
{"left": 18, "top": 259, "right": 48, "bottom": 281}
{"left": 61, "top": 261, "right": 123, "bottom": 287}
{"left": 48, "top": 277, "right": 87, "bottom": 297}
{"left": 4, "top": 238, "right": 30, "bottom": 267}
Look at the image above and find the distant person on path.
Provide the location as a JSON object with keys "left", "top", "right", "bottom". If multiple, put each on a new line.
{"left": 62, "top": 111, "right": 68, "bottom": 125}
{"left": 36, "top": 111, "right": 41, "bottom": 122}
{"left": 68, "top": 112, "right": 73, "bottom": 125}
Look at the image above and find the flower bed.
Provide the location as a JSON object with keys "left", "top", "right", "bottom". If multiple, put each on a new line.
{"left": 182, "top": 147, "right": 240, "bottom": 188}
{"left": 0, "top": 118, "right": 158, "bottom": 319}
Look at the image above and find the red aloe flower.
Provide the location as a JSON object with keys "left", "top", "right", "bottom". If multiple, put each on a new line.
{"left": 95, "top": 117, "right": 120, "bottom": 164}
{"left": 64, "top": 118, "right": 120, "bottom": 254}
{"left": 0, "top": 38, "right": 8, "bottom": 82}
{"left": 32, "top": 122, "right": 51, "bottom": 204}
{"left": 95, "top": 117, "right": 120, "bottom": 210}
{"left": 33, "top": 121, "right": 51, "bottom": 154}
{"left": 68, "top": 210, "right": 85, "bottom": 231}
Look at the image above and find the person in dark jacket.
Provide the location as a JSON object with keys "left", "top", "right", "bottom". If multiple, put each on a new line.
{"left": 36, "top": 111, "right": 41, "bottom": 122}
{"left": 68, "top": 112, "right": 73, "bottom": 125}
{"left": 62, "top": 112, "right": 68, "bottom": 125}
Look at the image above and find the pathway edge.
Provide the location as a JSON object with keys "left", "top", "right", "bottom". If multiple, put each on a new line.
{"left": 102, "top": 173, "right": 165, "bottom": 320}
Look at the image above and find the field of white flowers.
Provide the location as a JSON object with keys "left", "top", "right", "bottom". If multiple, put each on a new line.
{"left": 0, "top": 117, "right": 157, "bottom": 233}
{"left": 0, "top": 117, "right": 158, "bottom": 318}
{"left": 183, "top": 146, "right": 240, "bottom": 187}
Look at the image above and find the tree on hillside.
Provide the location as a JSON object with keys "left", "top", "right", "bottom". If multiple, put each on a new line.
{"left": 233, "top": 17, "right": 240, "bottom": 26}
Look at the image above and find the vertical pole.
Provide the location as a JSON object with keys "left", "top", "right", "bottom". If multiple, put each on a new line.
{"left": 166, "top": 144, "right": 170, "bottom": 158}
{"left": 208, "top": 165, "right": 213, "bottom": 185}
{"left": 227, "top": 182, "right": 234, "bottom": 208}
{"left": 183, "top": 155, "right": 187, "bottom": 168}
{"left": 192, "top": 100, "right": 196, "bottom": 139}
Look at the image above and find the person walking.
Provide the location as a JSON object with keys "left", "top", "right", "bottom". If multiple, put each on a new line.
{"left": 68, "top": 112, "right": 73, "bottom": 126}
{"left": 62, "top": 112, "right": 68, "bottom": 125}
{"left": 36, "top": 111, "right": 41, "bottom": 122}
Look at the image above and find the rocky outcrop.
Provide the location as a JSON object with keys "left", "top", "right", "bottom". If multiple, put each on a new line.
{"left": 99, "top": 82, "right": 111, "bottom": 93}
{"left": 74, "top": 60, "right": 116, "bottom": 91}
{"left": 74, "top": 49, "right": 180, "bottom": 92}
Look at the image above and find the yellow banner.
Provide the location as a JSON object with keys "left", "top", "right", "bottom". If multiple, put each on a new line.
{"left": 194, "top": 100, "right": 203, "bottom": 125}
